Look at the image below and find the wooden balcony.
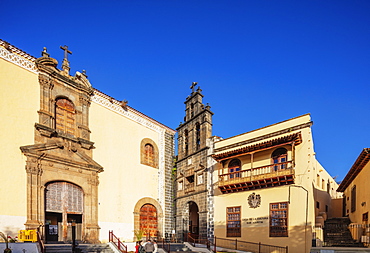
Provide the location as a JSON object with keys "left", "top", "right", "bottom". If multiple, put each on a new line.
{"left": 218, "top": 161, "right": 294, "bottom": 193}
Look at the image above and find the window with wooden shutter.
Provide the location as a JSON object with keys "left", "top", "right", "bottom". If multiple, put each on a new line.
{"left": 226, "top": 206, "right": 241, "bottom": 237}
{"left": 145, "top": 144, "right": 155, "bottom": 167}
{"left": 270, "top": 202, "right": 288, "bottom": 237}
{"left": 55, "top": 98, "right": 75, "bottom": 135}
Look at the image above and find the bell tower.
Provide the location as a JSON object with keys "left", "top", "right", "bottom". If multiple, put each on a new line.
{"left": 175, "top": 82, "right": 214, "bottom": 240}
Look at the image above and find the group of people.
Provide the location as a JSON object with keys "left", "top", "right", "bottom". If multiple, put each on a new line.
{"left": 136, "top": 239, "right": 158, "bottom": 253}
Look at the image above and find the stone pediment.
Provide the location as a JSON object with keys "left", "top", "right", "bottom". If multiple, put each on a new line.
{"left": 20, "top": 141, "right": 103, "bottom": 173}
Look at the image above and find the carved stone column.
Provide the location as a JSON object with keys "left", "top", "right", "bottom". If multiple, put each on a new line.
{"left": 84, "top": 173, "right": 100, "bottom": 243}
{"left": 24, "top": 158, "right": 43, "bottom": 230}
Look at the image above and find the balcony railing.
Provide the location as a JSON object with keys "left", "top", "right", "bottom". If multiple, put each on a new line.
{"left": 218, "top": 161, "right": 294, "bottom": 193}
{"left": 185, "top": 182, "right": 195, "bottom": 193}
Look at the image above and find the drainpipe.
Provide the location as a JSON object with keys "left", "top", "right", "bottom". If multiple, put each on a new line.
{"left": 289, "top": 185, "right": 309, "bottom": 252}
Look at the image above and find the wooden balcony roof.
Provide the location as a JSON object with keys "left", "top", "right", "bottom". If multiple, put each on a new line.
{"left": 213, "top": 132, "right": 302, "bottom": 161}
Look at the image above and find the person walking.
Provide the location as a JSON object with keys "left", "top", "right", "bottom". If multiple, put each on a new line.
{"left": 144, "top": 239, "right": 155, "bottom": 253}
{"left": 153, "top": 240, "right": 158, "bottom": 253}
{"left": 135, "top": 241, "right": 141, "bottom": 253}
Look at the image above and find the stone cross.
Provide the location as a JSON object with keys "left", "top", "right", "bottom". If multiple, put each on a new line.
{"left": 190, "top": 82, "right": 198, "bottom": 93}
{"left": 60, "top": 45, "right": 72, "bottom": 61}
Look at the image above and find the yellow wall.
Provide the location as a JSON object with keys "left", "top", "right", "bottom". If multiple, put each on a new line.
{"left": 0, "top": 58, "right": 39, "bottom": 233}
{"left": 214, "top": 187, "right": 311, "bottom": 253}
{"left": 90, "top": 96, "right": 166, "bottom": 241}
{"left": 343, "top": 161, "right": 370, "bottom": 223}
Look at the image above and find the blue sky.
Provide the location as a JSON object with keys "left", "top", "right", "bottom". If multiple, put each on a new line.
{"left": 2, "top": 0, "right": 369, "bottom": 182}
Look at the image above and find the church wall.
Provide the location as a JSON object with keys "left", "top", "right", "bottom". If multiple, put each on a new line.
{"left": 89, "top": 96, "right": 173, "bottom": 242}
{"left": 0, "top": 57, "right": 39, "bottom": 235}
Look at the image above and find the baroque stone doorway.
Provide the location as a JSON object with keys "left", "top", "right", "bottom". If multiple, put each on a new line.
{"left": 45, "top": 182, "right": 83, "bottom": 242}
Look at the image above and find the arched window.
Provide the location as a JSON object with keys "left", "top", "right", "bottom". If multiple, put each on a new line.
{"left": 140, "top": 139, "right": 158, "bottom": 168}
{"left": 228, "top": 159, "right": 241, "bottom": 179}
{"left": 271, "top": 148, "right": 288, "bottom": 171}
{"left": 55, "top": 98, "right": 75, "bottom": 135}
{"left": 190, "top": 103, "right": 194, "bottom": 118}
{"left": 184, "top": 130, "right": 189, "bottom": 157}
{"left": 195, "top": 123, "right": 200, "bottom": 150}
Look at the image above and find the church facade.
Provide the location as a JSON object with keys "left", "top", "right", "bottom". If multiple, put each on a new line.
{"left": 0, "top": 39, "right": 175, "bottom": 243}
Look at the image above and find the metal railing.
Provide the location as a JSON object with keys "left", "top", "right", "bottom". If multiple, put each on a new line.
{"left": 187, "top": 234, "right": 212, "bottom": 250}
{"left": 214, "top": 237, "right": 288, "bottom": 253}
{"left": 348, "top": 223, "right": 370, "bottom": 247}
{"left": 109, "top": 230, "right": 128, "bottom": 253}
{"left": 36, "top": 230, "right": 44, "bottom": 253}
{"left": 159, "top": 238, "right": 171, "bottom": 253}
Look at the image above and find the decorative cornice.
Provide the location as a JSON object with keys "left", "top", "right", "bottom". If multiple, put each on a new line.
{"left": 0, "top": 40, "right": 37, "bottom": 74}
{"left": 36, "top": 61, "right": 94, "bottom": 95}
{"left": 213, "top": 132, "right": 302, "bottom": 161}
{"left": 20, "top": 143, "right": 103, "bottom": 172}
{"left": 92, "top": 90, "right": 175, "bottom": 134}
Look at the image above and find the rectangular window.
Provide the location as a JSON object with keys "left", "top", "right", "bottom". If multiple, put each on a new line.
{"left": 316, "top": 201, "right": 320, "bottom": 209}
{"left": 178, "top": 180, "right": 183, "bottom": 191}
{"left": 270, "top": 202, "right": 288, "bottom": 237}
{"left": 351, "top": 185, "right": 356, "bottom": 213}
{"left": 197, "top": 173, "right": 204, "bottom": 185}
{"left": 322, "top": 179, "right": 325, "bottom": 190}
{"left": 226, "top": 206, "right": 241, "bottom": 237}
{"left": 363, "top": 212, "right": 368, "bottom": 222}
{"left": 317, "top": 175, "right": 320, "bottom": 187}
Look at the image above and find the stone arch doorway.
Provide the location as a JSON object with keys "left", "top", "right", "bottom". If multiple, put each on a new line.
{"left": 44, "top": 181, "right": 84, "bottom": 242}
{"left": 134, "top": 198, "right": 163, "bottom": 240}
{"left": 188, "top": 201, "right": 199, "bottom": 239}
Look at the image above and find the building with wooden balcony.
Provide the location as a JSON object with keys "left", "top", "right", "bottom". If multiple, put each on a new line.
{"left": 212, "top": 114, "right": 340, "bottom": 253}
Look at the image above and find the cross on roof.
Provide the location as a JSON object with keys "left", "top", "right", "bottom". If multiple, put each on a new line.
{"left": 60, "top": 45, "right": 72, "bottom": 61}
{"left": 190, "top": 82, "right": 198, "bottom": 93}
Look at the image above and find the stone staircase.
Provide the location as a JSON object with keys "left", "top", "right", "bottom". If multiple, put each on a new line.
{"left": 45, "top": 243, "right": 114, "bottom": 253}
{"left": 324, "top": 218, "right": 365, "bottom": 247}
{"left": 159, "top": 243, "right": 196, "bottom": 252}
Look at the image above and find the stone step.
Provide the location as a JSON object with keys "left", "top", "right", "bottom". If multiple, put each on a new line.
{"left": 45, "top": 243, "right": 114, "bottom": 253}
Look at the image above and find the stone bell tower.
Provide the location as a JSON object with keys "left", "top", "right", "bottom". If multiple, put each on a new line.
{"left": 175, "top": 82, "right": 214, "bottom": 240}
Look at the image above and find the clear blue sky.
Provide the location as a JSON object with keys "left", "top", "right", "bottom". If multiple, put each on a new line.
{"left": 2, "top": 0, "right": 369, "bottom": 182}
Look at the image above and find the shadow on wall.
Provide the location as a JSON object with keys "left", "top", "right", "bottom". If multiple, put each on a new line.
{"left": 214, "top": 221, "right": 313, "bottom": 253}
{"left": 1, "top": 226, "right": 21, "bottom": 238}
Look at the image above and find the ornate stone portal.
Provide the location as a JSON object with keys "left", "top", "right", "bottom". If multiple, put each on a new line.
{"left": 20, "top": 47, "right": 103, "bottom": 243}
